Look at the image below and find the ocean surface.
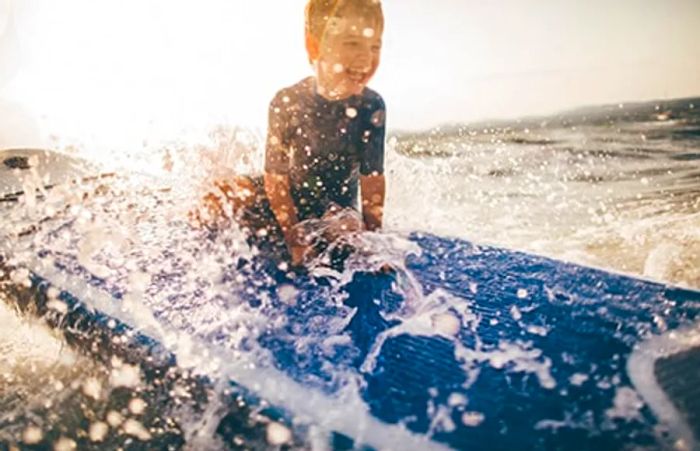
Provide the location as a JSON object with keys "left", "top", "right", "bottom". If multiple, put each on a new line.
{"left": 0, "top": 97, "right": 698, "bottom": 449}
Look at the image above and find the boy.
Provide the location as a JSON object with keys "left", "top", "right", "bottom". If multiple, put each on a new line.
{"left": 195, "top": 0, "right": 386, "bottom": 268}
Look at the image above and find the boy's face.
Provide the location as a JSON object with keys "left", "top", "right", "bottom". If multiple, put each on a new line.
{"left": 314, "top": 12, "right": 382, "bottom": 100}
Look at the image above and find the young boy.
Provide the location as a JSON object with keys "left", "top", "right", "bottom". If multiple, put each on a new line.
{"left": 195, "top": 0, "right": 386, "bottom": 268}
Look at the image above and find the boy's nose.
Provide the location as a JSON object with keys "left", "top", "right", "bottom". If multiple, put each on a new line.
{"left": 353, "top": 47, "right": 373, "bottom": 72}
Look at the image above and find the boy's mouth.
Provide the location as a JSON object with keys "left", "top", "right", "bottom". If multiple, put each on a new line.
{"left": 346, "top": 69, "right": 367, "bottom": 84}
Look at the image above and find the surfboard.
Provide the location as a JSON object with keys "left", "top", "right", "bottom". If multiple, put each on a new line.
{"left": 1, "top": 148, "right": 699, "bottom": 450}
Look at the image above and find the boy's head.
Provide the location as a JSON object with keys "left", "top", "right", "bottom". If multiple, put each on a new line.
{"left": 304, "top": 0, "right": 384, "bottom": 99}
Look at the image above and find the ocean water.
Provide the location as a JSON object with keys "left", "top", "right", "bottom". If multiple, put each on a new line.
{"left": 387, "top": 97, "right": 699, "bottom": 289}
{"left": 0, "top": 97, "right": 698, "bottom": 449}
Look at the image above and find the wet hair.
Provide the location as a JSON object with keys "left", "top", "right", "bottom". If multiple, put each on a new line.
{"left": 304, "top": 0, "right": 384, "bottom": 62}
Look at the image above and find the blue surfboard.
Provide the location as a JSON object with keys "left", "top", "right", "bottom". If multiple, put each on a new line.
{"left": 1, "top": 149, "right": 699, "bottom": 450}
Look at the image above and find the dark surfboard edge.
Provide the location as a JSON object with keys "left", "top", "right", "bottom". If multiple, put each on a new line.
{"left": 0, "top": 265, "right": 314, "bottom": 449}
{"left": 0, "top": 259, "right": 446, "bottom": 451}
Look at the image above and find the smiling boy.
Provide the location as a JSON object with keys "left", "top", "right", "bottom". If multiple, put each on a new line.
{"left": 196, "top": 0, "right": 386, "bottom": 267}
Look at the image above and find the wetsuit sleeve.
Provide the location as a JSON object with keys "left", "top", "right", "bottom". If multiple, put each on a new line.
{"left": 264, "top": 93, "right": 290, "bottom": 175}
{"left": 359, "top": 96, "right": 386, "bottom": 176}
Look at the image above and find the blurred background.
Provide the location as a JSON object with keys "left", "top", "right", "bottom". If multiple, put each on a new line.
{"left": 1, "top": 0, "right": 699, "bottom": 150}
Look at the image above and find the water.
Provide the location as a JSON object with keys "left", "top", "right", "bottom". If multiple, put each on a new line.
{"left": 0, "top": 97, "right": 698, "bottom": 449}
{"left": 387, "top": 97, "right": 699, "bottom": 288}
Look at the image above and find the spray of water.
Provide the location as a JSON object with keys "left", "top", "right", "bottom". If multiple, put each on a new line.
{"left": 1, "top": 99, "right": 698, "bottom": 447}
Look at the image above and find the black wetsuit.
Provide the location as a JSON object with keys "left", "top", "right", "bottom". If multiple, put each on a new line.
{"left": 264, "top": 76, "right": 386, "bottom": 220}
{"left": 238, "top": 77, "right": 386, "bottom": 260}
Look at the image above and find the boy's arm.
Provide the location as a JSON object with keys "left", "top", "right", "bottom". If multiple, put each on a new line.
{"left": 263, "top": 173, "right": 299, "bottom": 241}
{"left": 359, "top": 95, "right": 387, "bottom": 232}
{"left": 264, "top": 173, "right": 307, "bottom": 265}
{"left": 360, "top": 173, "right": 385, "bottom": 231}
{"left": 264, "top": 93, "right": 307, "bottom": 265}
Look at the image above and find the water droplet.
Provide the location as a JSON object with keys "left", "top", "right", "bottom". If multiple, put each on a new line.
{"left": 89, "top": 422, "right": 109, "bottom": 442}
{"left": 123, "top": 419, "right": 152, "bottom": 441}
{"left": 109, "top": 363, "right": 141, "bottom": 388}
{"left": 129, "top": 398, "right": 147, "bottom": 415}
{"left": 510, "top": 305, "right": 522, "bottom": 321}
{"left": 362, "top": 27, "right": 375, "bottom": 38}
{"left": 278, "top": 285, "right": 298, "bottom": 306}
{"left": 267, "top": 422, "right": 292, "bottom": 445}
{"left": 82, "top": 377, "right": 102, "bottom": 400}
{"left": 53, "top": 437, "right": 77, "bottom": 451}
{"left": 447, "top": 393, "right": 468, "bottom": 406}
{"left": 461, "top": 411, "right": 485, "bottom": 427}
{"left": 345, "top": 107, "right": 358, "bottom": 119}
{"left": 569, "top": 373, "right": 589, "bottom": 386}
{"left": 22, "top": 426, "right": 43, "bottom": 445}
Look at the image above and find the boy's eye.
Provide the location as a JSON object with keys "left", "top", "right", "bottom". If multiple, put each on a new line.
{"left": 343, "top": 40, "right": 360, "bottom": 47}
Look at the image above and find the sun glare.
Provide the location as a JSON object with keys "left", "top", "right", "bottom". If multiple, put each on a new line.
{"left": 4, "top": 0, "right": 309, "bottom": 161}
{"left": 3, "top": 0, "right": 699, "bottom": 153}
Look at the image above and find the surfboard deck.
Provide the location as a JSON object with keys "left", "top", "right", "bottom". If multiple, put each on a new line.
{"left": 1, "top": 150, "right": 699, "bottom": 450}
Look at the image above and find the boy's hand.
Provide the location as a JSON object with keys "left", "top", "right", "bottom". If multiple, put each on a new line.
{"left": 360, "top": 174, "right": 385, "bottom": 232}
{"left": 288, "top": 244, "right": 308, "bottom": 267}
{"left": 283, "top": 225, "right": 310, "bottom": 267}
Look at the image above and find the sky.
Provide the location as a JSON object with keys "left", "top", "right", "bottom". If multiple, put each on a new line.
{"left": 0, "top": 0, "right": 699, "bottom": 150}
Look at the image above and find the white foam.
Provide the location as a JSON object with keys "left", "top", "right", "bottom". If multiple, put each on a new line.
{"left": 628, "top": 322, "right": 700, "bottom": 449}
{"left": 456, "top": 341, "right": 556, "bottom": 390}
{"left": 88, "top": 422, "right": 108, "bottom": 442}
{"left": 605, "top": 386, "right": 644, "bottom": 421}
{"left": 461, "top": 411, "right": 484, "bottom": 427}
{"left": 266, "top": 422, "right": 292, "bottom": 445}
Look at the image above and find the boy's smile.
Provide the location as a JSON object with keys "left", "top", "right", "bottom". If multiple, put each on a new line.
{"left": 314, "top": 14, "right": 382, "bottom": 100}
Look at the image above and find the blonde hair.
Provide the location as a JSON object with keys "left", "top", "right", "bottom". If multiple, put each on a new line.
{"left": 304, "top": 0, "right": 384, "bottom": 62}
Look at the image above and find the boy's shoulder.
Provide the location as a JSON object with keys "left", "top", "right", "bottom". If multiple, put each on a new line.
{"left": 270, "top": 77, "right": 314, "bottom": 106}
{"left": 359, "top": 86, "right": 385, "bottom": 112}
{"left": 271, "top": 77, "right": 385, "bottom": 111}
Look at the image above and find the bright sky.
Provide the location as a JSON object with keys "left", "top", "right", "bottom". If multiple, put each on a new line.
{"left": 1, "top": 0, "right": 699, "bottom": 150}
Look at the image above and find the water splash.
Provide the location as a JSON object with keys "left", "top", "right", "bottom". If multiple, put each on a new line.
{"left": 1, "top": 99, "right": 698, "bottom": 447}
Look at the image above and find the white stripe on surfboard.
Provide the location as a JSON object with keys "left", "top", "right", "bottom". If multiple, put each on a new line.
{"left": 627, "top": 321, "right": 700, "bottom": 451}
